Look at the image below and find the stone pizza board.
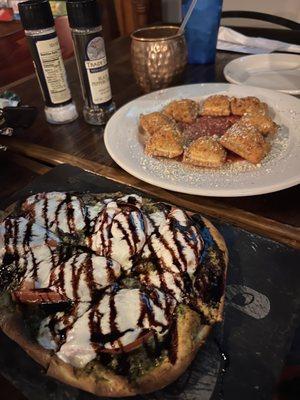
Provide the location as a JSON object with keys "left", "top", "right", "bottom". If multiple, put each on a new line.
{"left": 0, "top": 164, "right": 299, "bottom": 400}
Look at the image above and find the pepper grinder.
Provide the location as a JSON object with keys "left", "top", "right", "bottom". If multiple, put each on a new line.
{"left": 66, "top": 0, "right": 116, "bottom": 126}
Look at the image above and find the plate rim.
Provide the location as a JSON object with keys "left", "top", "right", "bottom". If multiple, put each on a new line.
{"left": 223, "top": 53, "right": 300, "bottom": 95}
{"left": 104, "top": 83, "right": 300, "bottom": 197}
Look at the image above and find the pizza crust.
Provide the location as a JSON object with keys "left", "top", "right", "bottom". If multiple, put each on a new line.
{"left": 44, "top": 306, "right": 212, "bottom": 397}
{"left": 134, "top": 309, "right": 211, "bottom": 395}
{"left": 0, "top": 197, "right": 228, "bottom": 397}
{"left": 47, "top": 356, "right": 137, "bottom": 397}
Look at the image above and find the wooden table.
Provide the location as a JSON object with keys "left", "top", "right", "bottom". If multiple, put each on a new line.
{"left": 1, "top": 28, "right": 300, "bottom": 249}
{"left": 0, "top": 20, "right": 22, "bottom": 38}
{"left": 0, "top": 26, "right": 300, "bottom": 400}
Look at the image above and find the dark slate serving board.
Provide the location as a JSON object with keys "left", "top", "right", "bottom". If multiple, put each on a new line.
{"left": 1, "top": 164, "right": 300, "bottom": 400}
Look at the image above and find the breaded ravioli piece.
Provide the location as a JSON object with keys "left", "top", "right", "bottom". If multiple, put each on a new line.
{"left": 145, "top": 126, "right": 183, "bottom": 158}
{"left": 183, "top": 137, "right": 227, "bottom": 168}
{"left": 247, "top": 101, "right": 269, "bottom": 116}
{"left": 200, "top": 95, "right": 231, "bottom": 117}
{"left": 220, "top": 123, "right": 270, "bottom": 164}
{"left": 230, "top": 96, "right": 268, "bottom": 116}
{"left": 163, "top": 99, "right": 199, "bottom": 124}
{"left": 139, "top": 112, "right": 174, "bottom": 136}
{"left": 240, "top": 112, "right": 278, "bottom": 136}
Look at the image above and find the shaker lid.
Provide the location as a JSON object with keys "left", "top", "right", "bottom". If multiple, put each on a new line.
{"left": 19, "top": 0, "right": 54, "bottom": 30}
{"left": 66, "top": 0, "right": 102, "bottom": 29}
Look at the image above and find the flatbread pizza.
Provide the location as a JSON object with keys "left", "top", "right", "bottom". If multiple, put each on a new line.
{"left": 0, "top": 192, "right": 228, "bottom": 397}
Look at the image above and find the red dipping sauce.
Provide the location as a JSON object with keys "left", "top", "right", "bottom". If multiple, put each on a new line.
{"left": 178, "top": 115, "right": 240, "bottom": 142}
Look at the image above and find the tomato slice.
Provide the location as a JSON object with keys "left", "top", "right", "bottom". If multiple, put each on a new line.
{"left": 95, "top": 330, "right": 153, "bottom": 354}
{"left": 13, "top": 289, "right": 68, "bottom": 304}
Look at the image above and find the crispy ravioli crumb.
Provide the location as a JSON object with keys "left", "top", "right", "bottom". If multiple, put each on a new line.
{"left": 127, "top": 123, "right": 289, "bottom": 189}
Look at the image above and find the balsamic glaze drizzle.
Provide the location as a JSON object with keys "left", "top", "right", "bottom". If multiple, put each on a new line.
{"left": 1, "top": 193, "right": 226, "bottom": 374}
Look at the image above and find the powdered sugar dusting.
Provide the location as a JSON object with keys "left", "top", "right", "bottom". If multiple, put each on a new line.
{"left": 132, "top": 124, "right": 289, "bottom": 188}
{"left": 105, "top": 84, "right": 300, "bottom": 196}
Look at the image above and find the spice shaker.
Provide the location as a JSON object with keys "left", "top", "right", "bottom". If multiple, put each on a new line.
{"left": 18, "top": 0, "right": 78, "bottom": 124}
{"left": 66, "top": 0, "right": 115, "bottom": 126}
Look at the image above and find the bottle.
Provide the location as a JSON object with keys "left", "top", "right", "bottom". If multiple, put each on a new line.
{"left": 18, "top": 0, "right": 78, "bottom": 124}
{"left": 66, "top": 0, "right": 115, "bottom": 126}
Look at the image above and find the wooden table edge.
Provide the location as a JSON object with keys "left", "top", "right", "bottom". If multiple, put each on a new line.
{"left": 1, "top": 136, "right": 299, "bottom": 249}
{"left": 1, "top": 73, "right": 36, "bottom": 91}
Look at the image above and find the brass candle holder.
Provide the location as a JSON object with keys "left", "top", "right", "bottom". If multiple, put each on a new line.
{"left": 131, "top": 26, "right": 187, "bottom": 93}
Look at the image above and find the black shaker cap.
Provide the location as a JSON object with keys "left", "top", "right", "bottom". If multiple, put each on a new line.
{"left": 18, "top": 0, "right": 54, "bottom": 30}
{"left": 66, "top": 0, "right": 102, "bottom": 29}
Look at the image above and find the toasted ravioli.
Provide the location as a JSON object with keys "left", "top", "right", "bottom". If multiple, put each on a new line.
{"left": 200, "top": 95, "right": 231, "bottom": 117}
{"left": 230, "top": 96, "right": 267, "bottom": 116}
{"left": 139, "top": 112, "right": 174, "bottom": 136}
{"left": 247, "top": 101, "right": 269, "bottom": 116}
{"left": 240, "top": 112, "right": 278, "bottom": 136}
{"left": 220, "top": 123, "right": 270, "bottom": 164}
{"left": 145, "top": 126, "right": 183, "bottom": 158}
{"left": 183, "top": 137, "right": 227, "bottom": 168}
{"left": 163, "top": 99, "right": 199, "bottom": 124}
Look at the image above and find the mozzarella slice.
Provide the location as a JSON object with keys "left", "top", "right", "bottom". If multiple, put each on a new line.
{"left": 88, "top": 199, "right": 146, "bottom": 271}
{"left": 0, "top": 217, "right": 59, "bottom": 278}
{"left": 144, "top": 208, "right": 202, "bottom": 275}
{"left": 49, "top": 253, "right": 121, "bottom": 301}
{"left": 144, "top": 210, "right": 168, "bottom": 236}
{"left": 22, "top": 244, "right": 59, "bottom": 288}
{"left": 85, "top": 202, "right": 104, "bottom": 231}
{"left": 55, "top": 288, "right": 175, "bottom": 368}
{"left": 139, "top": 208, "right": 203, "bottom": 302}
{"left": 140, "top": 270, "right": 185, "bottom": 302}
{"left": 22, "top": 192, "right": 86, "bottom": 234}
{"left": 38, "top": 302, "right": 89, "bottom": 352}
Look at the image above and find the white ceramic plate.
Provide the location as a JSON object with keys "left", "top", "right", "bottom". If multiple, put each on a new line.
{"left": 224, "top": 53, "right": 300, "bottom": 94}
{"left": 104, "top": 83, "right": 300, "bottom": 197}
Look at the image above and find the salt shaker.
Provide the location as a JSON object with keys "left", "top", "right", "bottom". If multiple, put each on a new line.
{"left": 66, "top": 0, "right": 115, "bottom": 126}
{"left": 18, "top": 0, "right": 78, "bottom": 124}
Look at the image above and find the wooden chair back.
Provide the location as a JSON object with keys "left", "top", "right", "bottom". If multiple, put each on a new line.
{"left": 221, "top": 11, "right": 300, "bottom": 30}
{"left": 100, "top": 0, "right": 120, "bottom": 41}
{"left": 114, "top": 0, "right": 161, "bottom": 36}
{"left": 0, "top": 29, "right": 33, "bottom": 88}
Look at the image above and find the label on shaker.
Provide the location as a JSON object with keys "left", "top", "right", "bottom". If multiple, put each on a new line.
{"left": 36, "top": 37, "right": 71, "bottom": 104}
{"left": 85, "top": 37, "right": 112, "bottom": 105}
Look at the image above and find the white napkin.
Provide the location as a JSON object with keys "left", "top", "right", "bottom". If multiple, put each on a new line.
{"left": 217, "top": 26, "right": 300, "bottom": 54}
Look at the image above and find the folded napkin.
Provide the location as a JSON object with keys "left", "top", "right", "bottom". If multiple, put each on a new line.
{"left": 217, "top": 26, "right": 300, "bottom": 54}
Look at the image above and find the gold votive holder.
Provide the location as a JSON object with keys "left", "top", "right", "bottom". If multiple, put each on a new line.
{"left": 131, "top": 26, "right": 188, "bottom": 93}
